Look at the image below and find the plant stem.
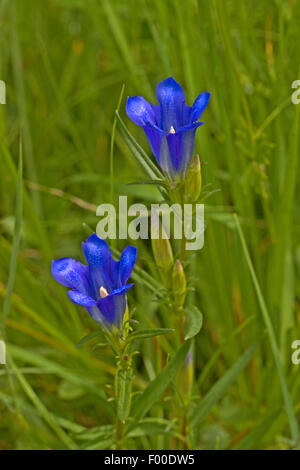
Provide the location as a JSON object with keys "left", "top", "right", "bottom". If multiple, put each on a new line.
{"left": 116, "top": 416, "right": 123, "bottom": 450}
{"left": 181, "top": 413, "right": 188, "bottom": 450}
{"left": 180, "top": 233, "right": 186, "bottom": 261}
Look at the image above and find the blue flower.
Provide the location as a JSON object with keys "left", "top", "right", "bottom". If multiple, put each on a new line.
{"left": 126, "top": 77, "right": 210, "bottom": 181}
{"left": 51, "top": 234, "right": 137, "bottom": 330}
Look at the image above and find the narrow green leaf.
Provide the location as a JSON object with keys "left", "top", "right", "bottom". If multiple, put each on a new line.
{"left": 82, "top": 222, "right": 94, "bottom": 235}
{"left": 1, "top": 140, "right": 23, "bottom": 335}
{"left": 80, "top": 438, "right": 114, "bottom": 450}
{"left": 127, "top": 328, "right": 174, "bottom": 343}
{"left": 197, "top": 314, "right": 256, "bottom": 388}
{"left": 127, "top": 179, "right": 168, "bottom": 189}
{"left": 115, "top": 110, "right": 165, "bottom": 184}
{"left": 72, "top": 424, "right": 114, "bottom": 441}
{"left": 233, "top": 409, "right": 281, "bottom": 450}
{"left": 8, "top": 353, "right": 78, "bottom": 449}
{"left": 9, "top": 344, "right": 107, "bottom": 399}
{"left": 76, "top": 330, "right": 103, "bottom": 348}
{"left": 191, "top": 341, "right": 259, "bottom": 428}
{"left": 184, "top": 306, "right": 203, "bottom": 340}
{"left": 127, "top": 418, "right": 177, "bottom": 438}
{"left": 110, "top": 84, "right": 125, "bottom": 206}
{"left": 234, "top": 213, "right": 299, "bottom": 445}
{"left": 127, "top": 339, "right": 191, "bottom": 433}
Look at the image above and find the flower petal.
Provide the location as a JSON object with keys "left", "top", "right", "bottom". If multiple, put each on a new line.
{"left": 86, "top": 305, "right": 109, "bottom": 328}
{"left": 156, "top": 77, "right": 185, "bottom": 131}
{"left": 97, "top": 284, "right": 133, "bottom": 327}
{"left": 166, "top": 132, "right": 183, "bottom": 172}
{"left": 126, "top": 96, "right": 156, "bottom": 127}
{"left": 119, "top": 245, "right": 137, "bottom": 285}
{"left": 158, "top": 135, "right": 177, "bottom": 181}
{"left": 143, "top": 124, "right": 165, "bottom": 162}
{"left": 67, "top": 290, "right": 97, "bottom": 307}
{"left": 51, "top": 258, "right": 90, "bottom": 294}
{"left": 82, "top": 233, "right": 116, "bottom": 293}
{"left": 190, "top": 92, "right": 210, "bottom": 123}
{"left": 166, "top": 122, "right": 203, "bottom": 176}
{"left": 151, "top": 103, "right": 161, "bottom": 126}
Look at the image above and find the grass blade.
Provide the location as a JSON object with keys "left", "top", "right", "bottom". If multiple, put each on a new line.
{"left": 234, "top": 213, "right": 298, "bottom": 444}
{"left": 233, "top": 409, "right": 281, "bottom": 450}
{"left": 127, "top": 328, "right": 174, "bottom": 343}
{"left": 7, "top": 352, "right": 78, "bottom": 450}
{"left": 191, "top": 341, "right": 259, "bottom": 428}
{"left": 127, "top": 339, "right": 191, "bottom": 433}
{"left": 115, "top": 110, "right": 164, "bottom": 181}
{"left": 1, "top": 139, "right": 23, "bottom": 334}
{"left": 110, "top": 84, "right": 125, "bottom": 206}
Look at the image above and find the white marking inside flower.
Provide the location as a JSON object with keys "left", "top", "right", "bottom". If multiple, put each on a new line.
{"left": 169, "top": 126, "right": 176, "bottom": 134}
{"left": 99, "top": 286, "right": 109, "bottom": 298}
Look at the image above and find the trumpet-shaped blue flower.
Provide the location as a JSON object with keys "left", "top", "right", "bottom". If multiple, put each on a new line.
{"left": 51, "top": 234, "right": 137, "bottom": 330}
{"left": 126, "top": 77, "right": 210, "bottom": 181}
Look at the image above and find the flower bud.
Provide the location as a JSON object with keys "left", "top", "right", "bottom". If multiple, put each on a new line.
{"left": 184, "top": 155, "right": 202, "bottom": 202}
{"left": 172, "top": 259, "right": 186, "bottom": 307}
{"left": 151, "top": 220, "right": 174, "bottom": 272}
{"left": 122, "top": 302, "right": 129, "bottom": 330}
{"left": 177, "top": 349, "right": 194, "bottom": 406}
{"left": 151, "top": 233, "right": 174, "bottom": 273}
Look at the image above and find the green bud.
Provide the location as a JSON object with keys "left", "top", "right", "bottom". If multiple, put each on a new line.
{"left": 177, "top": 349, "right": 194, "bottom": 406}
{"left": 151, "top": 224, "right": 174, "bottom": 273}
{"left": 184, "top": 155, "right": 202, "bottom": 202}
{"left": 172, "top": 259, "right": 186, "bottom": 307}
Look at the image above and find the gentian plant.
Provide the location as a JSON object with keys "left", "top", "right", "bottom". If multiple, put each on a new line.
{"left": 125, "top": 77, "right": 209, "bottom": 448}
{"left": 51, "top": 77, "right": 210, "bottom": 450}
{"left": 52, "top": 234, "right": 141, "bottom": 438}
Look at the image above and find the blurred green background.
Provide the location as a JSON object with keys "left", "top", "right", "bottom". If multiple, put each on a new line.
{"left": 0, "top": 0, "right": 300, "bottom": 450}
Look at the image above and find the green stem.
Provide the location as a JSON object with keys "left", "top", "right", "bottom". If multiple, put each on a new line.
{"left": 179, "top": 233, "right": 186, "bottom": 261}
{"left": 116, "top": 416, "right": 123, "bottom": 450}
{"left": 181, "top": 412, "right": 188, "bottom": 450}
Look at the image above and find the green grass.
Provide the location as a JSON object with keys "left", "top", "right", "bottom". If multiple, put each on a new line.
{"left": 0, "top": 0, "right": 299, "bottom": 450}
